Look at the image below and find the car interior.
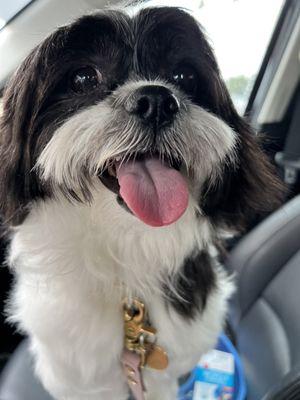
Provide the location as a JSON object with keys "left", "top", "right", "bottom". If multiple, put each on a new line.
{"left": 0, "top": 0, "right": 299, "bottom": 399}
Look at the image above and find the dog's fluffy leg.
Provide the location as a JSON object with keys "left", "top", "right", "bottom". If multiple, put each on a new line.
{"left": 32, "top": 340, "right": 130, "bottom": 400}
{"left": 142, "top": 371, "right": 178, "bottom": 400}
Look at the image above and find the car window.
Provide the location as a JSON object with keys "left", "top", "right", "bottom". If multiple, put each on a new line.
{"left": 146, "top": 0, "right": 284, "bottom": 114}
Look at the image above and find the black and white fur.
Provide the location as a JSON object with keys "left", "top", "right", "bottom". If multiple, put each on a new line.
{"left": 0, "top": 6, "right": 283, "bottom": 400}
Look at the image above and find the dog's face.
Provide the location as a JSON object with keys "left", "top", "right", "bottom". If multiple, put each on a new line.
{"left": 0, "top": 7, "right": 282, "bottom": 229}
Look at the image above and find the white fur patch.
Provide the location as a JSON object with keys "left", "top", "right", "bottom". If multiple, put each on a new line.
{"left": 8, "top": 184, "right": 234, "bottom": 399}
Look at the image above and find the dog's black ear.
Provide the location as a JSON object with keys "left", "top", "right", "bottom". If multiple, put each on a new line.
{"left": 0, "top": 48, "right": 46, "bottom": 226}
{"left": 202, "top": 73, "right": 285, "bottom": 231}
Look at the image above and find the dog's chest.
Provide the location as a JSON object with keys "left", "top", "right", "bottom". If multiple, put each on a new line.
{"left": 8, "top": 199, "right": 228, "bottom": 385}
{"left": 10, "top": 253, "right": 226, "bottom": 384}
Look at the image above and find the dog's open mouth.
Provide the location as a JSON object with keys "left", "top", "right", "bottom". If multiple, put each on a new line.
{"left": 99, "top": 155, "right": 189, "bottom": 227}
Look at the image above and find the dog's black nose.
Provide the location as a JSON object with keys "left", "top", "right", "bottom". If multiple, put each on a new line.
{"left": 125, "top": 85, "right": 180, "bottom": 128}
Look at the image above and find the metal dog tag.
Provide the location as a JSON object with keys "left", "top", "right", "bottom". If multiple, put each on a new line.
{"left": 145, "top": 344, "right": 169, "bottom": 370}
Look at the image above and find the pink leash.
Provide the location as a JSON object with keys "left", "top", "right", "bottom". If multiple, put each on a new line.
{"left": 122, "top": 349, "right": 145, "bottom": 400}
{"left": 122, "top": 298, "right": 168, "bottom": 400}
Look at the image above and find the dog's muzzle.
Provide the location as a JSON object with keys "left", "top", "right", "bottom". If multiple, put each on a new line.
{"left": 99, "top": 84, "right": 188, "bottom": 228}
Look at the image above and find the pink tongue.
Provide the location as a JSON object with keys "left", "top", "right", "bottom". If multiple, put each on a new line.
{"left": 117, "top": 158, "right": 188, "bottom": 227}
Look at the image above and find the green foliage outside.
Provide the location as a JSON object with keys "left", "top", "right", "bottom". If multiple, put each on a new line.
{"left": 226, "top": 75, "right": 250, "bottom": 98}
{"left": 225, "top": 75, "right": 255, "bottom": 113}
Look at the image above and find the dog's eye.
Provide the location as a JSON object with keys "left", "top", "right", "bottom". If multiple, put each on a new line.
{"left": 172, "top": 66, "right": 197, "bottom": 94}
{"left": 70, "top": 67, "right": 102, "bottom": 94}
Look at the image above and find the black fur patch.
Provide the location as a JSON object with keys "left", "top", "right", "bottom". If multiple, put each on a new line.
{"left": 0, "top": 11, "right": 132, "bottom": 225}
{"left": 164, "top": 250, "right": 216, "bottom": 319}
{"left": 201, "top": 102, "right": 285, "bottom": 231}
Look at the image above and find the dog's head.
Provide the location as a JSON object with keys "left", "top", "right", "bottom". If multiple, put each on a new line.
{"left": 0, "top": 7, "right": 283, "bottom": 230}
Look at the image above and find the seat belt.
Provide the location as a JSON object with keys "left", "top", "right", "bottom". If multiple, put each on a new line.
{"left": 275, "top": 90, "right": 300, "bottom": 187}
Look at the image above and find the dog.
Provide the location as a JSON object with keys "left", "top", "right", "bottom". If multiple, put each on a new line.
{"left": 0, "top": 5, "right": 283, "bottom": 400}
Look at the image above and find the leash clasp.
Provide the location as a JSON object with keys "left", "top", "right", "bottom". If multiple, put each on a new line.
{"left": 123, "top": 299, "right": 169, "bottom": 370}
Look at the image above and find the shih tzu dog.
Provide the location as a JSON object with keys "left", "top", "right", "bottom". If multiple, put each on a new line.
{"left": 0, "top": 5, "right": 282, "bottom": 400}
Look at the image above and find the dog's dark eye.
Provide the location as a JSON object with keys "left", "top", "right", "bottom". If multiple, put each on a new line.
{"left": 70, "top": 67, "right": 102, "bottom": 94}
{"left": 172, "top": 65, "right": 198, "bottom": 94}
